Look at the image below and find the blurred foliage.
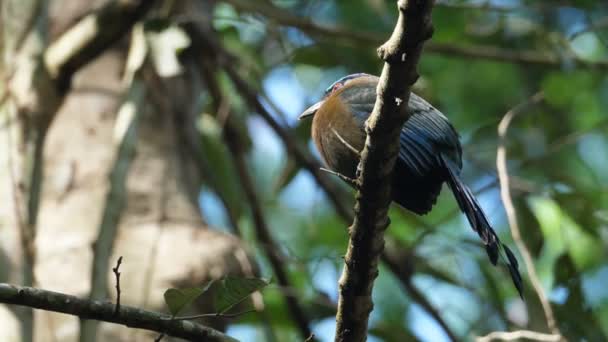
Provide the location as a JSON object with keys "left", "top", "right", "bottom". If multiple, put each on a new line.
{"left": 189, "top": 0, "right": 608, "bottom": 341}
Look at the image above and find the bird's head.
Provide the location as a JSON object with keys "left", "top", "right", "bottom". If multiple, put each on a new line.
{"left": 298, "top": 73, "right": 377, "bottom": 120}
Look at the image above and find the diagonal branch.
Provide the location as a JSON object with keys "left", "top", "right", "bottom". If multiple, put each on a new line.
{"left": 496, "top": 92, "right": 562, "bottom": 338}
{"left": 80, "top": 66, "right": 146, "bottom": 341}
{"left": 334, "top": 1, "right": 435, "bottom": 341}
{"left": 0, "top": 283, "right": 237, "bottom": 342}
{"left": 381, "top": 248, "right": 458, "bottom": 342}
{"left": 227, "top": 130, "right": 314, "bottom": 340}
{"left": 195, "top": 49, "right": 313, "bottom": 339}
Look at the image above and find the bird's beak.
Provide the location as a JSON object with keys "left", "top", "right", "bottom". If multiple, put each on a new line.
{"left": 298, "top": 101, "right": 323, "bottom": 120}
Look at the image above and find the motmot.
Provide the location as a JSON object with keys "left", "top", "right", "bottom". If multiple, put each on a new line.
{"left": 299, "top": 73, "right": 523, "bottom": 296}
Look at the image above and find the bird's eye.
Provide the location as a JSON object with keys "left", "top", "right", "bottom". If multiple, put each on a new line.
{"left": 324, "top": 82, "right": 343, "bottom": 97}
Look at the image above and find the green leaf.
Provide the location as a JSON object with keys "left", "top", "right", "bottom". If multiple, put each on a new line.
{"left": 163, "top": 283, "right": 212, "bottom": 316}
{"left": 528, "top": 196, "right": 602, "bottom": 271}
{"left": 214, "top": 276, "right": 270, "bottom": 313}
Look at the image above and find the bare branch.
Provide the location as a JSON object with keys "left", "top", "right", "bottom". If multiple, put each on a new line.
{"left": 381, "top": 250, "right": 458, "bottom": 342}
{"left": 477, "top": 330, "right": 562, "bottom": 342}
{"left": 334, "top": 1, "right": 435, "bottom": 341}
{"left": 81, "top": 73, "right": 145, "bottom": 341}
{"left": 193, "top": 42, "right": 313, "bottom": 339}
{"left": 426, "top": 43, "right": 608, "bottom": 70}
{"left": 496, "top": 91, "right": 562, "bottom": 338}
{"left": 320, "top": 168, "right": 358, "bottom": 188}
{"left": 227, "top": 122, "right": 314, "bottom": 340}
{"left": 435, "top": 0, "right": 585, "bottom": 13}
{"left": 0, "top": 283, "right": 238, "bottom": 342}
{"left": 3, "top": 2, "right": 53, "bottom": 340}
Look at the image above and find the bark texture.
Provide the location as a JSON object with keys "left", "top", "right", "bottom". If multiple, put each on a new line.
{"left": 0, "top": 1, "right": 257, "bottom": 341}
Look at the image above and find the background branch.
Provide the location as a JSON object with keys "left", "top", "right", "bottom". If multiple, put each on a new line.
{"left": 196, "top": 52, "right": 313, "bottom": 339}
{"left": 226, "top": 128, "right": 314, "bottom": 340}
{"left": 381, "top": 248, "right": 458, "bottom": 342}
{"left": 477, "top": 330, "right": 562, "bottom": 342}
{"left": 3, "top": 1, "right": 54, "bottom": 340}
{"left": 80, "top": 66, "right": 145, "bottom": 341}
{"left": 496, "top": 92, "right": 562, "bottom": 338}
{"left": 218, "top": 0, "right": 608, "bottom": 70}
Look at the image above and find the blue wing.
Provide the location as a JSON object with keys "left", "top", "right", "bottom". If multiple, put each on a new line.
{"left": 393, "top": 93, "right": 462, "bottom": 214}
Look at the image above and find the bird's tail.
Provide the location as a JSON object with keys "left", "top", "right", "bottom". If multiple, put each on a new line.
{"left": 441, "top": 155, "right": 523, "bottom": 298}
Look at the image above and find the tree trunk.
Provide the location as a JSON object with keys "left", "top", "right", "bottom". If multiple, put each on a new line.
{"left": 1, "top": 1, "right": 257, "bottom": 341}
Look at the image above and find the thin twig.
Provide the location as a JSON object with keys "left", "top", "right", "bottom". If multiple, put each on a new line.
{"left": 319, "top": 168, "right": 358, "bottom": 188}
{"left": 169, "top": 309, "right": 256, "bottom": 321}
{"left": 477, "top": 330, "right": 562, "bottom": 342}
{"left": 496, "top": 91, "right": 562, "bottom": 338}
{"left": 112, "top": 256, "right": 123, "bottom": 316}
{"left": 305, "top": 334, "right": 316, "bottom": 342}
{"left": 435, "top": 0, "right": 583, "bottom": 13}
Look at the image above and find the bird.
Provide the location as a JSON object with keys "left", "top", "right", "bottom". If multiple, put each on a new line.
{"left": 299, "top": 73, "right": 523, "bottom": 297}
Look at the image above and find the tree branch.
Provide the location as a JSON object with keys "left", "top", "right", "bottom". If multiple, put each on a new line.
{"left": 0, "top": 283, "right": 237, "bottom": 342}
{"left": 227, "top": 130, "right": 314, "bottom": 340}
{"left": 496, "top": 92, "right": 563, "bottom": 338}
{"left": 425, "top": 43, "right": 608, "bottom": 70}
{"left": 3, "top": 2, "right": 54, "bottom": 340}
{"left": 476, "top": 330, "right": 562, "bottom": 342}
{"left": 80, "top": 67, "right": 145, "bottom": 341}
{"left": 381, "top": 248, "right": 458, "bottom": 342}
{"left": 194, "top": 46, "right": 313, "bottom": 339}
{"left": 435, "top": 0, "right": 584, "bottom": 13}
{"left": 334, "top": 1, "right": 435, "bottom": 341}
{"left": 219, "top": 0, "right": 608, "bottom": 70}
